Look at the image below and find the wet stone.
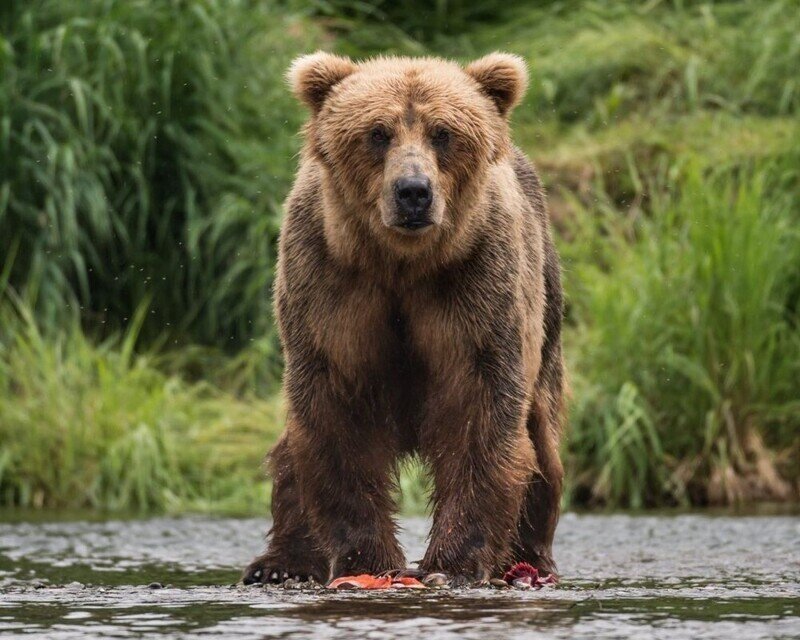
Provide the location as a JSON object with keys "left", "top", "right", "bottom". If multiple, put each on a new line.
{"left": 422, "top": 573, "right": 448, "bottom": 587}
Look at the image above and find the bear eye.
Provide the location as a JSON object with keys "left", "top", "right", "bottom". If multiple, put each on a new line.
{"left": 433, "top": 128, "right": 450, "bottom": 145}
{"left": 370, "top": 127, "right": 390, "bottom": 144}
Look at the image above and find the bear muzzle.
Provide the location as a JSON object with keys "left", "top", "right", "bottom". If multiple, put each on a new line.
{"left": 392, "top": 176, "right": 434, "bottom": 232}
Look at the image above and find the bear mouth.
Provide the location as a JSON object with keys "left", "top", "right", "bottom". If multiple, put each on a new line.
{"left": 392, "top": 220, "right": 434, "bottom": 235}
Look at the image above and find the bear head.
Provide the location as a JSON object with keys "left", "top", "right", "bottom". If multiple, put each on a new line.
{"left": 288, "top": 52, "right": 527, "bottom": 260}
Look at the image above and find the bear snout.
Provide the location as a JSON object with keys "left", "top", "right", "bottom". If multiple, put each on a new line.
{"left": 393, "top": 176, "right": 434, "bottom": 231}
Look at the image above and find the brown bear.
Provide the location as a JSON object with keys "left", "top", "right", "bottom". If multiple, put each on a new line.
{"left": 242, "top": 51, "right": 565, "bottom": 586}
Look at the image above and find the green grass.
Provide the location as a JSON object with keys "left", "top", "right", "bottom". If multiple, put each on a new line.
{"left": 565, "top": 165, "right": 800, "bottom": 507}
{"left": 482, "top": 0, "right": 800, "bottom": 120}
{"left": 0, "top": 294, "right": 282, "bottom": 514}
{"left": 0, "top": 0, "right": 798, "bottom": 513}
{"left": 0, "top": 0, "right": 318, "bottom": 357}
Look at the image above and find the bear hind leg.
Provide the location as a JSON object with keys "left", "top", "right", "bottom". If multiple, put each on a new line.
{"left": 513, "top": 399, "right": 563, "bottom": 578}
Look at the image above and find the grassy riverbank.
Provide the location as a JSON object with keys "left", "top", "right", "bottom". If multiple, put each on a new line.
{"left": 1, "top": 0, "right": 798, "bottom": 513}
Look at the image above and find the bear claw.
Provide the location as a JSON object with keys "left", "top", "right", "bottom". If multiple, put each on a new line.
{"left": 242, "top": 560, "right": 317, "bottom": 586}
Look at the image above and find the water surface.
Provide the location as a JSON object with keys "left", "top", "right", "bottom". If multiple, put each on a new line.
{"left": 1, "top": 511, "right": 798, "bottom": 638}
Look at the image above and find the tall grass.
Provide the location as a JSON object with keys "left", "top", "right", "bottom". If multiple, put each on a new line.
{"left": 442, "top": 1, "right": 800, "bottom": 211}
{"left": 566, "top": 165, "right": 800, "bottom": 507}
{"left": 0, "top": 294, "right": 283, "bottom": 513}
{"left": 0, "top": 0, "right": 317, "bottom": 353}
{"left": 448, "top": 0, "right": 800, "bottom": 120}
{"left": 286, "top": 0, "right": 512, "bottom": 47}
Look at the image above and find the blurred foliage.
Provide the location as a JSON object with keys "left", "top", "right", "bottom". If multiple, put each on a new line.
{"left": 0, "top": 0, "right": 319, "bottom": 364}
{"left": 565, "top": 165, "right": 800, "bottom": 507}
{"left": 0, "top": 0, "right": 798, "bottom": 512}
{"left": 473, "top": 0, "right": 800, "bottom": 120}
{"left": 282, "top": 0, "right": 513, "bottom": 44}
{"left": 0, "top": 293, "right": 281, "bottom": 513}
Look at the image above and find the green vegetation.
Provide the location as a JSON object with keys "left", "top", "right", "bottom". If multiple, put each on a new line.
{"left": 0, "top": 0, "right": 318, "bottom": 354}
{"left": 0, "top": 294, "right": 280, "bottom": 513}
{"left": 1, "top": 0, "right": 797, "bottom": 513}
{"left": 566, "top": 166, "right": 800, "bottom": 507}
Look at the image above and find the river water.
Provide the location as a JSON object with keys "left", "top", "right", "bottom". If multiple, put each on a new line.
{"left": 1, "top": 510, "right": 798, "bottom": 639}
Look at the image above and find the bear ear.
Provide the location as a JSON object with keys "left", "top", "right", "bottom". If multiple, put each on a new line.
{"left": 287, "top": 52, "right": 356, "bottom": 112}
{"left": 465, "top": 52, "right": 528, "bottom": 117}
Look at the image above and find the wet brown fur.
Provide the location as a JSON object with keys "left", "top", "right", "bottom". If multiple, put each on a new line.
{"left": 243, "top": 52, "right": 565, "bottom": 584}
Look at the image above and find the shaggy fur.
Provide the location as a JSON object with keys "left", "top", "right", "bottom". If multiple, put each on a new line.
{"left": 243, "top": 52, "right": 565, "bottom": 585}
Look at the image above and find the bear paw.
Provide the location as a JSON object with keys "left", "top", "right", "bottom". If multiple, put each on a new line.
{"left": 241, "top": 555, "right": 321, "bottom": 586}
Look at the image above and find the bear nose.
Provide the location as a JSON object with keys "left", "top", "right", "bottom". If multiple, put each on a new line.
{"left": 394, "top": 176, "right": 433, "bottom": 222}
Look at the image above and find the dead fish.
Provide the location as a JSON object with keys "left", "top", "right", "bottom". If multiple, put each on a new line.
{"left": 502, "top": 562, "right": 558, "bottom": 588}
{"left": 327, "top": 574, "right": 426, "bottom": 590}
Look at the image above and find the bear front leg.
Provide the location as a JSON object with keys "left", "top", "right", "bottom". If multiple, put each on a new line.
{"left": 419, "top": 362, "right": 535, "bottom": 584}
{"left": 285, "top": 373, "right": 405, "bottom": 581}
{"left": 242, "top": 435, "right": 329, "bottom": 584}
